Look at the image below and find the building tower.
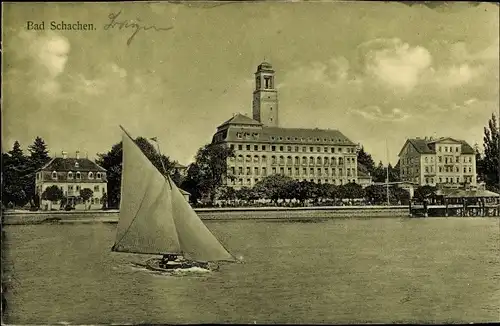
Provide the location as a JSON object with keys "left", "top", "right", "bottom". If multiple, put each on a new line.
{"left": 252, "top": 62, "right": 279, "bottom": 127}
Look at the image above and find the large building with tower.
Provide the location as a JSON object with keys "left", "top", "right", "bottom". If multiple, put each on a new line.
{"left": 211, "top": 62, "right": 365, "bottom": 190}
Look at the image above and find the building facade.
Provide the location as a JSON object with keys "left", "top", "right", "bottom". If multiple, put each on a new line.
{"left": 398, "top": 137, "right": 477, "bottom": 187}
{"left": 35, "top": 151, "right": 108, "bottom": 210}
{"left": 212, "top": 62, "right": 362, "bottom": 190}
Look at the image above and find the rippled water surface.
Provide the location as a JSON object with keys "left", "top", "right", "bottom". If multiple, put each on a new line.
{"left": 3, "top": 217, "right": 500, "bottom": 324}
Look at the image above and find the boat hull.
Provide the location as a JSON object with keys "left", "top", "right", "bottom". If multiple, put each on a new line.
{"left": 136, "top": 258, "right": 216, "bottom": 274}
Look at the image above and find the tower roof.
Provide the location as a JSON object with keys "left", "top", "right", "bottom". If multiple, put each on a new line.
{"left": 257, "top": 62, "right": 274, "bottom": 72}
{"left": 218, "top": 113, "right": 263, "bottom": 128}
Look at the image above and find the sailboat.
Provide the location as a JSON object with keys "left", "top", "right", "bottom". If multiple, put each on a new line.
{"left": 111, "top": 125, "right": 237, "bottom": 273}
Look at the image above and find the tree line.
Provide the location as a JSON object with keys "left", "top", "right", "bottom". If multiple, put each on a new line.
{"left": 2, "top": 137, "right": 51, "bottom": 208}
{"left": 3, "top": 114, "right": 499, "bottom": 209}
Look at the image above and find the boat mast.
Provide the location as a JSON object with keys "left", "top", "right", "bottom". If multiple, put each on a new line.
{"left": 150, "top": 137, "right": 173, "bottom": 188}
{"left": 386, "top": 139, "right": 390, "bottom": 206}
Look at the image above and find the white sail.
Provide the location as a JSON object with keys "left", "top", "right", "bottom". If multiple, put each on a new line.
{"left": 113, "top": 127, "right": 236, "bottom": 262}
{"left": 170, "top": 178, "right": 236, "bottom": 262}
{"left": 113, "top": 131, "right": 181, "bottom": 255}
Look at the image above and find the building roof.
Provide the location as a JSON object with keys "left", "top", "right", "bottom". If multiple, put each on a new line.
{"left": 39, "top": 157, "right": 106, "bottom": 172}
{"left": 440, "top": 188, "right": 500, "bottom": 198}
{"left": 218, "top": 114, "right": 263, "bottom": 128}
{"left": 223, "top": 125, "right": 356, "bottom": 146}
{"left": 399, "top": 137, "right": 475, "bottom": 156}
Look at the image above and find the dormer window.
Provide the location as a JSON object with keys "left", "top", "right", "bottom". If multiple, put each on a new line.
{"left": 88, "top": 172, "right": 94, "bottom": 179}
{"left": 52, "top": 171, "right": 57, "bottom": 180}
{"left": 75, "top": 162, "right": 79, "bottom": 168}
{"left": 97, "top": 172, "right": 102, "bottom": 179}
{"left": 76, "top": 172, "right": 81, "bottom": 180}
{"left": 68, "top": 171, "right": 73, "bottom": 179}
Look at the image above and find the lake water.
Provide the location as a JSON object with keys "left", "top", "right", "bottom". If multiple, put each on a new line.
{"left": 2, "top": 217, "right": 500, "bottom": 324}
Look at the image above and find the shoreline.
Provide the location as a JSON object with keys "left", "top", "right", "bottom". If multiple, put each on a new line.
{"left": 2, "top": 206, "right": 411, "bottom": 225}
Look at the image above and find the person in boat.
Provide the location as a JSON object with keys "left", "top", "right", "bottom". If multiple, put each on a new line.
{"left": 159, "top": 254, "right": 179, "bottom": 268}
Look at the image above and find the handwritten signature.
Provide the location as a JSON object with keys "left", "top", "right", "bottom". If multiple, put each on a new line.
{"left": 104, "top": 10, "right": 174, "bottom": 46}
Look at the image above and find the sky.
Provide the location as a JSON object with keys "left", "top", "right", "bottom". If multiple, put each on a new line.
{"left": 2, "top": 1, "right": 499, "bottom": 165}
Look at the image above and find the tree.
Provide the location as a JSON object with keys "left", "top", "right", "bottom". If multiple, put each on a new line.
{"left": 2, "top": 141, "right": 30, "bottom": 207}
{"left": 357, "top": 146, "right": 376, "bottom": 173}
{"left": 181, "top": 163, "right": 203, "bottom": 204}
{"left": 364, "top": 185, "right": 387, "bottom": 204}
{"left": 101, "top": 193, "right": 108, "bottom": 210}
{"left": 41, "top": 185, "right": 64, "bottom": 210}
{"left": 254, "top": 174, "right": 293, "bottom": 203}
{"left": 27, "top": 136, "right": 51, "bottom": 168}
{"left": 80, "top": 188, "right": 94, "bottom": 209}
{"left": 171, "top": 169, "right": 182, "bottom": 186}
{"left": 480, "top": 114, "right": 499, "bottom": 191}
{"left": 339, "top": 182, "right": 365, "bottom": 200}
{"left": 372, "top": 161, "right": 386, "bottom": 183}
{"left": 186, "top": 143, "right": 235, "bottom": 204}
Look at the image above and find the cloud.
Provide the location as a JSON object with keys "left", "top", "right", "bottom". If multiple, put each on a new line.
{"left": 350, "top": 105, "right": 410, "bottom": 122}
{"left": 280, "top": 56, "right": 354, "bottom": 89}
{"left": 360, "top": 38, "right": 432, "bottom": 92}
{"left": 10, "top": 31, "right": 71, "bottom": 98}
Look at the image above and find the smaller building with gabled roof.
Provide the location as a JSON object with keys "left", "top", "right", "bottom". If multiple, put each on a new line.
{"left": 398, "top": 136, "right": 477, "bottom": 188}
{"left": 35, "top": 151, "right": 108, "bottom": 210}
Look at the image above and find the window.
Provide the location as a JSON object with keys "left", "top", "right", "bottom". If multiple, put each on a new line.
{"left": 97, "top": 172, "right": 102, "bottom": 179}
{"left": 76, "top": 185, "right": 80, "bottom": 191}
{"left": 88, "top": 172, "right": 93, "bottom": 179}
{"left": 68, "top": 171, "right": 73, "bottom": 179}
{"left": 279, "top": 156, "right": 284, "bottom": 164}
{"left": 280, "top": 167, "right": 284, "bottom": 174}
{"left": 439, "top": 157, "right": 442, "bottom": 163}
{"left": 272, "top": 156, "right": 277, "bottom": 164}
{"left": 468, "top": 157, "right": 472, "bottom": 163}
{"left": 295, "top": 157, "right": 300, "bottom": 164}
{"left": 317, "top": 157, "right": 322, "bottom": 165}
{"left": 246, "top": 145, "right": 250, "bottom": 151}
{"left": 254, "top": 167, "right": 259, "bottom": 175}
{"left": 238, "top": 145, "right": 243, "bottom": 150}
{"left": 469, "top": 167, "right": 472, "bottom": 173}
{"left": 324, "top": 147, "right": 328, "bottom": 153}
{"left": 287, "top": 146, "right": 292, "bottom": 151}
{"left": 331, "top": 148, "right": 335, "bottom": 153}
{"left": 262, "top": 167, "right": 267, "bottom": 176}
{"left": 302, "top": 146, "right": 307, "bottom": 152}
{"left": 76, "top": 172, "right": 81, "bottom": 180}
{"left": 262, "top": 155, "right": 267, "bottom": 163}
{"left": 463, "top": 167, "right": 466, "bottom": 173}
{"left": 254, "top": 155, "right": 259, "bottom": 163}
{"left": 246, "top": 155, "right": 251, "bottom": 162}
{"left": 52, "top": 171, "right": 57, "bottom": 180}
{"left": 302, "top": 157, "right": 307, "bottom": 165}
{"left": 425, "top": 157, "right": 428, "bottom": 163}
{"left": 230, "top": 144, "right": 235, "bottom": 150}
{"left": 279, "top": 146, "right": 284, "bottom": 151}
{"left": 456, "top": 147, "right": 459, "bottom": 152}
{"left": 309, "top": 157, "right": 314, "bottom": 164}
{"left": 309, "top": 147, "right": 314, "bottom": 152}
{"left": 238, "top": 167, "right": 243, "bottom": 175}
{"left": 94, "top": 185, "right": 100, "bottom": 192}
{"left": 254, "top": 145, "right": 258, "bottom": 151}
{"left": 262, "top": 145, "right": 266, "bottom": 151}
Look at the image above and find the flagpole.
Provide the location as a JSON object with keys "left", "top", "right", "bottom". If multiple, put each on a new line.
{"left": 386, "top": 139, "right": 390, "bottom": 206}
{"left": 149, "top": 136, "right": 173, "bottom": 189}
